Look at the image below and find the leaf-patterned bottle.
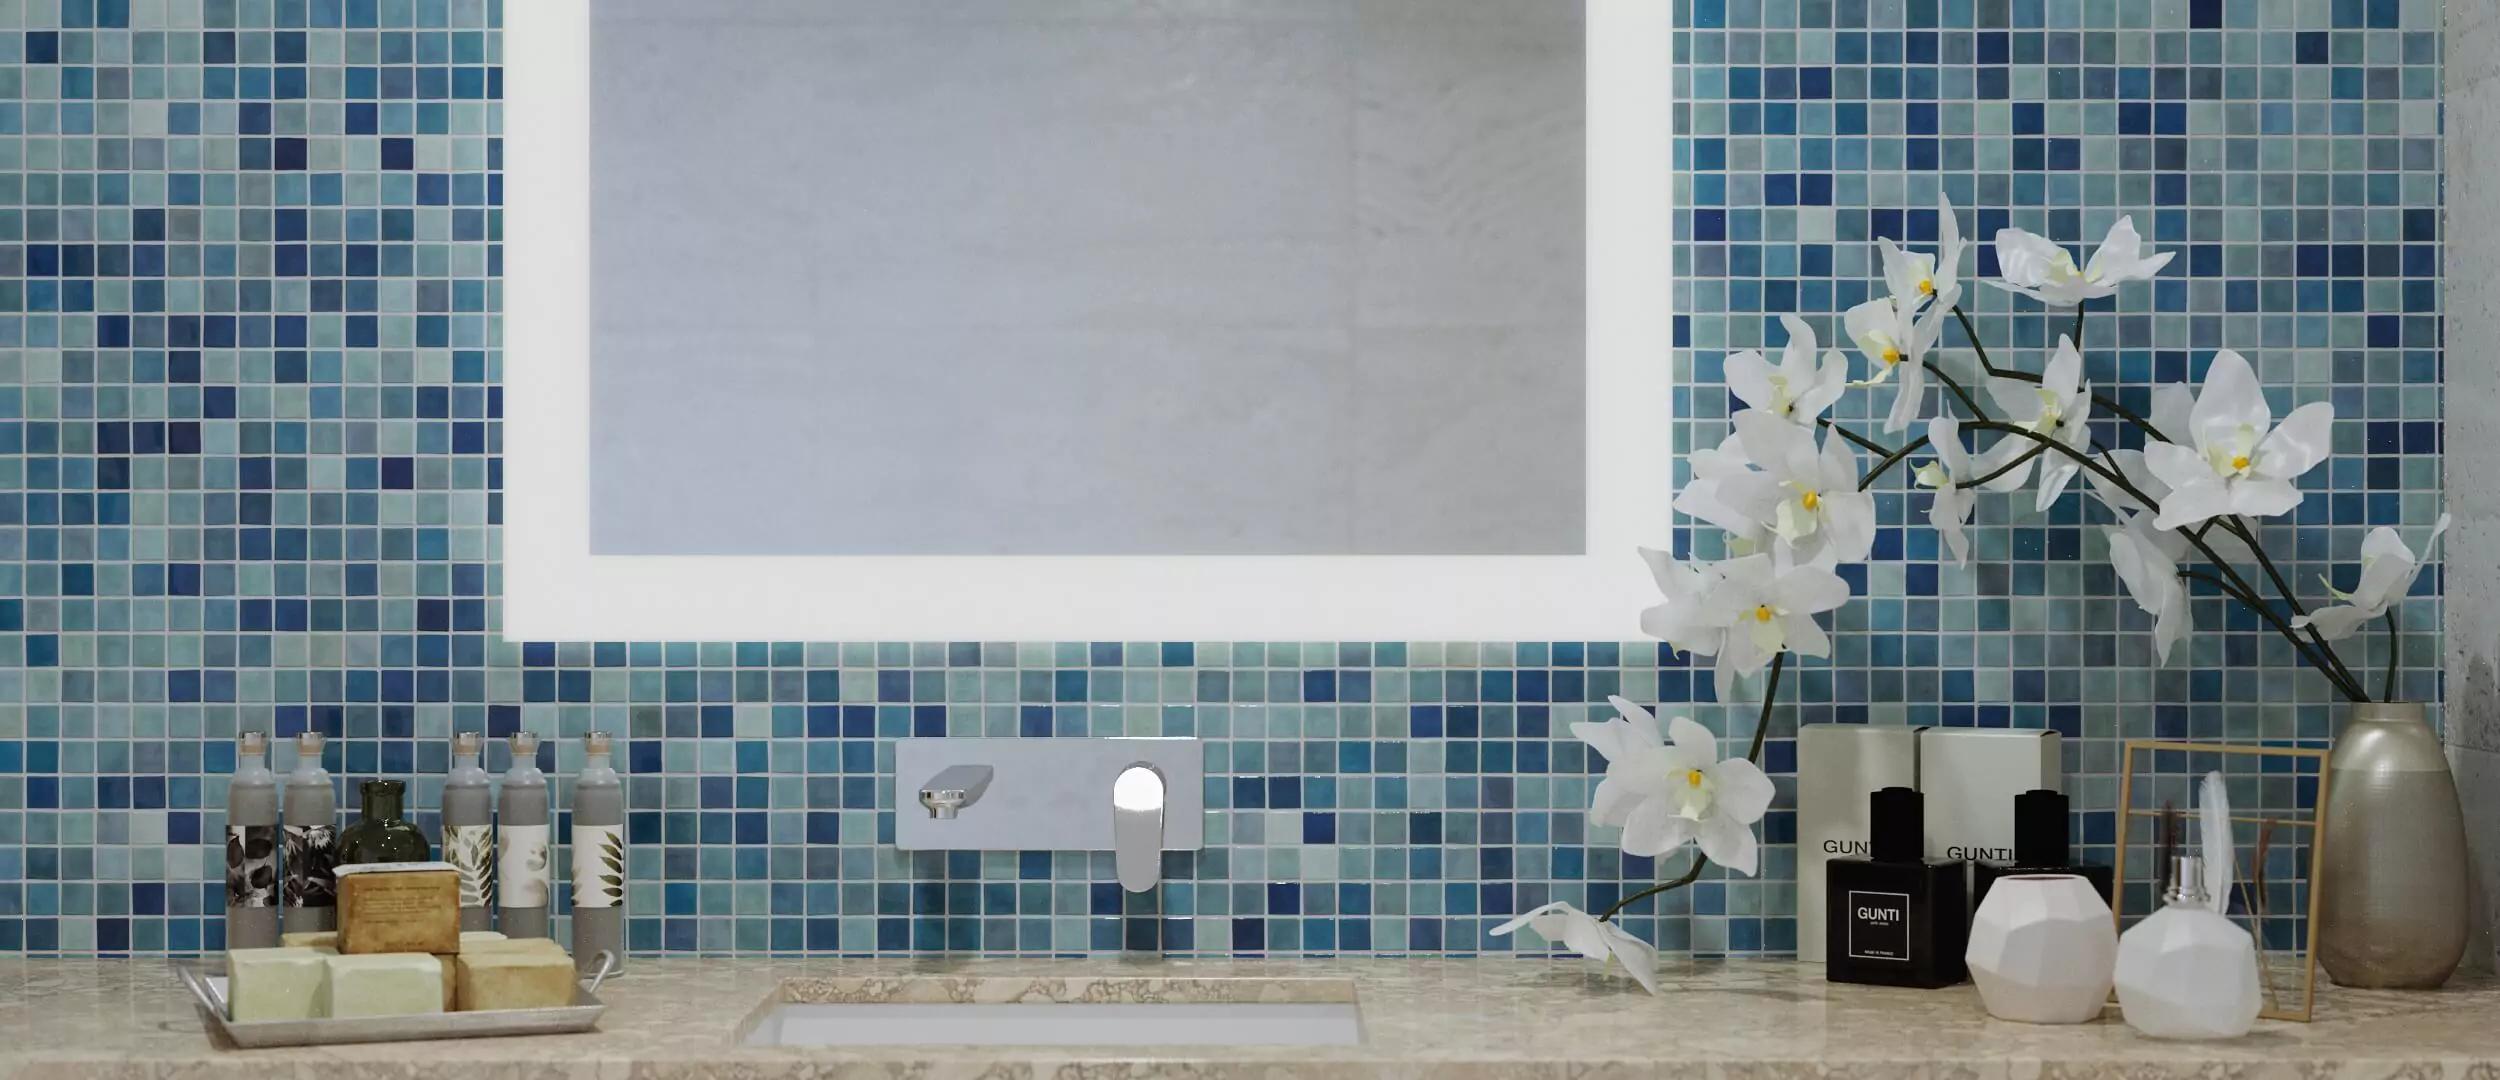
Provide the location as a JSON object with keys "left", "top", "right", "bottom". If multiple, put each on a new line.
{"left": 223, "top": 731, "right": 281, "bottom": 951}
{"left": 497, "top": 732, "right": 552, "bottom": 939}
{"left": 569, "top": 730, "right": 625, "bottom": 975}
{"left": 443, "top": 732, "right": 495, "bottom": 932}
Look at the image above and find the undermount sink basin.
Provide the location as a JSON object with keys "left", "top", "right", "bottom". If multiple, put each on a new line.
{"left": 742, "top": 1001, "right": 1364, "bottom": 1047}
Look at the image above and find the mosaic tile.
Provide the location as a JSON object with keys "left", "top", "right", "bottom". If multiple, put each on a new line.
{"left": 0, "top": 0, "right": 2444, "bottom": 958}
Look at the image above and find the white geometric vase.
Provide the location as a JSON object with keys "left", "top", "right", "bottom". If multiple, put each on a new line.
{"left": 2113, "top": 899, "right": 2263, "bottom": 1039}
{"left": 1964, "top": 874, "right": 2118, "bottom": 1023}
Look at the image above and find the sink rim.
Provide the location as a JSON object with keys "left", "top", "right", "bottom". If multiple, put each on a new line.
{"left": 740, "top": 1000, "right": 1366, "bottom": 1049}
{"left": 729, "top": 974, "right": 1363, "bottom": 1046}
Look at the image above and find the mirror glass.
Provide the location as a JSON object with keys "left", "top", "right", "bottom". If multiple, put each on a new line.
{"left": 584, "top": 0, "right": 1588, "bottom": 557}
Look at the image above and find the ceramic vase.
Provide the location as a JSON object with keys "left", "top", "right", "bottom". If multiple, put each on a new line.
{"left": 1964, "top": 874, "right": 2116, "bottom": 1024}
{"left": 2114, "top": 856, "right": 2261, "bottom": 1041}
{"left": 2316, "top": 701, "right": 2468, "bottom": 989}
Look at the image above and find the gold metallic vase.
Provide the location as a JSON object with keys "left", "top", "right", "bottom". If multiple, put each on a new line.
{"left": 2315, "top": 702, "right": 2468, "bottom": 989}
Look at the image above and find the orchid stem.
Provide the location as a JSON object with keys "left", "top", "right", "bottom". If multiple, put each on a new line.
{"left": 1595, "top": 651, "right": 1785, "bottom": 925}
{"left": 2215, "top": 515, "right": 2362, "bottom": 696}
{"left": 1951, "top": 304, "right": 2172, "bottom": 443}
{"left": 1953, "top": 305, "right": 1997, "bottom": 373}
{"left": 1811, "top": 418, "right": 1932, "bottom": 492}
{"left": 1970, "top": 420, "right": 2367, "bottom": 701}
{"left": 2072, "top": 303, "right": 2087, "bottom": 350}
{"left": 1816, "top": 417, "right": 1893, "bottom": 456}
{"left": 1966, "top": 442, "right": 2050, "bottom": 488}
{"left": 1858, "top": 436, "right": 1933, "bottom": 491}
{"left": 1921, "top": 359, "right": 1987, "bottom": 417}
{"left": 2384, "top": 609, "right": 2400, "bottom": 702}
{"left": 2179, "top": 570, "right": 2357, "bottom": 690}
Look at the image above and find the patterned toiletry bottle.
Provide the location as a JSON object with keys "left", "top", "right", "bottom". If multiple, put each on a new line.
{"left": 442, "top": 731, "right": 496, "bottom": 932}
{"left": 570, "top": 731, "right": 625, "bottom": 974}
{"left": 497, "top": 732, "right": 552, "bottom": 939}
{"left": 280, "top": 732, "right": 337, "bottom": 933}
{"left": 223, "top": 731, "right": 281, "bottom": 950}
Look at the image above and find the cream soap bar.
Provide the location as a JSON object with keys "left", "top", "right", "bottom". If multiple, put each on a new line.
{"left": 461, "top": 936, "right": 565, "bottom": 956}
{"left": 458, "top": 930, "right": 507, "bottom": 946}
{"left": 279, "top": 930, "right": 338, "bottom": 949}
{"left": 455, "top": 950, "right": 576, "bottom": 1012}
{"left": 434, "top": 955, "right": 457, "bottom": 1010}
{"left": 322, "top": 953, "right": 447, "bottom": 1018}
{"left": 225, "top": 946, "right": 331, "bottom": 1021}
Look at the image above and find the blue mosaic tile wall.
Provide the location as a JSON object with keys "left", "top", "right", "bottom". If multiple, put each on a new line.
{"left": 0, "top": 0, "right": 2444, "bottom": 958}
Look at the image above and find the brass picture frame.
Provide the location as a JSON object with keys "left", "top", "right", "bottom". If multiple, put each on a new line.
{"left": 2115, "top": 739, "right": 2333, "bottom": 1023}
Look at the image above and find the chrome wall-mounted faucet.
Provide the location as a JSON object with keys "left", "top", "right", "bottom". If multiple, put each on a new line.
{"left": 896, "top": 738, "right": 1202, "bottom": 894}
{"left": 917, "top": 764, "right": 993, "bottom": 819}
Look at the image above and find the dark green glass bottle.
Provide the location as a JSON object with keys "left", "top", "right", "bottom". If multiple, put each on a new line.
{"left": 338, "top": 779, "right": 432, "bottom": 864}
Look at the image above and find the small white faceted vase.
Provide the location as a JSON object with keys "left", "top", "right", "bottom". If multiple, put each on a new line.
{"left": 1965, "top": 874, "right": 2117, "bottom": 1023}
{"left": 2114, "top": 894, "right": 2262, "bottom": 1039}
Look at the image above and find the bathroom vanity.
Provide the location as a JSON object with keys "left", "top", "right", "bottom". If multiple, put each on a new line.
{"left": 6, "top": 957, "right": 2495, "bottom": 1079}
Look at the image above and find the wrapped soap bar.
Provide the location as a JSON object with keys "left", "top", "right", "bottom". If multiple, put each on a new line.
{"left": 226, "top": 946, "right": 331, "bottom": 1021}
{"left": 336, "top": 862, "right": 460, "bottom": 955}
{"left": 280, "top": 930, "right": 338, "bottom": 950}
{"left": 321, "top": 953, "right": 445, "bottom": 1018}
{"left": 455, "top": 950, "right": 577, "bottom": 1012}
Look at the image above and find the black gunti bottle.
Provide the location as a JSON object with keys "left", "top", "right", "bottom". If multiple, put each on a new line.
{"left": 1973, "top": 789, "right": 2113, "bottom": 909}
{"left": 1826, "top": 786, "right": 1968, "bottom": 988}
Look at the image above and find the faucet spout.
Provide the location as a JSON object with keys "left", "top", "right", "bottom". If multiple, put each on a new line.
{"left": 1111, "top": 764, "right": 1166, "bottom": 892}
{"left": 918, "top": 764, "right": 994, "bottom": 819}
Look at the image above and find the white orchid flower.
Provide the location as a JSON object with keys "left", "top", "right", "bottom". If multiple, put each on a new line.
{"left": 2293, "top": 514, "right": 2451, "bottom": 640}
{"left": 1726, "top": 315, "right": 1848, "bottom": 428}
{"left": 1491, "top": 901, "right": 1661, "bottom": 995}
{"left": 1634, "top": 548, "right": 1728, "bottom": 659}
{"left": 2142, "top": 350, "right": 2333, "bottom": 531}
{"left": 1573, "top": 697, "right": 1776, "bottom": 877}
{"left": 1845, "top": 284, "right": 1959, "bottom": 433}
{"left": 1984, "top": 335, "right": 2094, "bottom": 510}
{"left": 2097, "top": 382, "right": 2199, "bottom": 514}
{"left": 1879, "top": 195, "right": 1967, "bottom": 305}
{"left": 2148, "top": 379, "right": 2196, "bottom": 444}
{"left": 1987, "top": 216, "right": 2174, "bottom": 307}
{"left": 2104, "top": 510, "right": 2193, "bottom": 665}
{"left": 1726, "top": 410, "right": 1877, "bottom": 566}
{"left": 1672, "top": 433, "right": 1770, "bottom": 553}
{"left": 2083, "top": 383, "right": 2264, "bottom": 563}
{"left": 1915, "top": 414, "right": 1975, "bottom": 567}
{"left": 1696, "top": 553, "right": 1850, "bottom": 686}
{"left": 2035, "top": 397, "right": 2094, "bottom": 511}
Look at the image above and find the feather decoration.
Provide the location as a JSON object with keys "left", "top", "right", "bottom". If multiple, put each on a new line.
{"left": 2199, "top": 770, "right": 2232, "bottom": 914}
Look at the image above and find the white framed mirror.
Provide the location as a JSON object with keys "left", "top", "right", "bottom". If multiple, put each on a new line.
{"left": 504, "top": 0, "right": 1672, "bottom": 640}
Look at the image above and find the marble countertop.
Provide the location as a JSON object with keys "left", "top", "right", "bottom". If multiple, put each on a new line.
{"left": 3, "top": 956, "right": 2496, "bottom": 1079}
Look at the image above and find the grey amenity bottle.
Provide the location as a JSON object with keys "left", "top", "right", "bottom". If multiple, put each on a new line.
{"left": 570, "top": 731, "right": 625, "bottom": 974}
{"left": 280, "top": 732, "right": 338, "bottom": 934}
{"left": 224, "top": 731, "right": 281, "bottom": 951}
{"left": 497, "top": 732, "right": 552, "bottom": 939}
{"left": 443, "top": 732, "right": 496, "bottom": 932}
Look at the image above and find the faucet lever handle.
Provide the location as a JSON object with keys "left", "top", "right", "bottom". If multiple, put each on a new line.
{"left": 1111, "top": 764, "right": 1166, "bottom": 893}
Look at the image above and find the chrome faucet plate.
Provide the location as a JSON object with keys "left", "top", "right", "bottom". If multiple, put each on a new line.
{"left": 894, "top": 738, "right": 1204, "bottom": 881}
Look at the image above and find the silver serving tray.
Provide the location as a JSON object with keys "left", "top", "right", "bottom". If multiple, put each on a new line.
{"left": 177, "top": 951, "right": 613, "bottom": 1049}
